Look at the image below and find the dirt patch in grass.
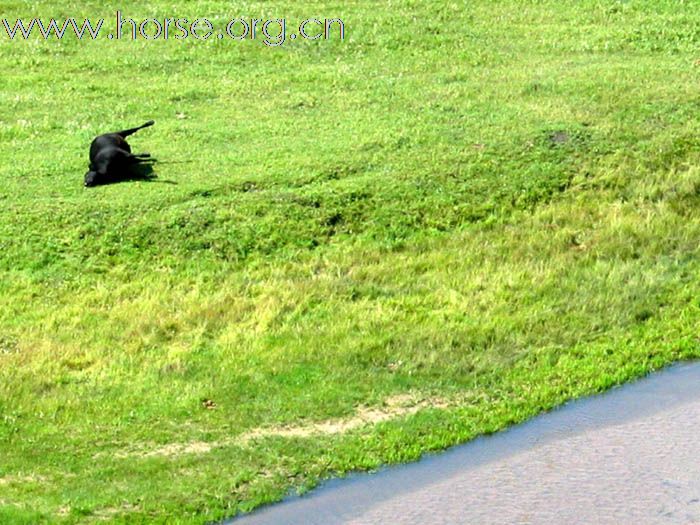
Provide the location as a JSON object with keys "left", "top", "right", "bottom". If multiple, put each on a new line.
{"left": 110, "top": 394, "right": 453, "bottom": 460}
{"left": 0, "top": 474, "right": 47, "bottom": 485}
{"left": 141, "top": 441, "right": 214, "bottom": 458}
{"left": 242, "top": 394, "right": 451, "bottom": 443}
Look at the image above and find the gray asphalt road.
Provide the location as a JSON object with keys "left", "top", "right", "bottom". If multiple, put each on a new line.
{"left": 229, "top": 362, "right": 700, "bottom": 525}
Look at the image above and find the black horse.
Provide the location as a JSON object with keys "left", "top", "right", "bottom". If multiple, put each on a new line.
{"left": 84, "top": 120, "right": 156, "bottom": 187}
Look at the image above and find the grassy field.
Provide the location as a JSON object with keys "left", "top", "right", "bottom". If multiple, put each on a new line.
{"left": 2, "top": 0, "right": 700, "bottom": 522}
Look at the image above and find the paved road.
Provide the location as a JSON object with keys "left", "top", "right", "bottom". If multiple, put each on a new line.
{"left": 230, "top": 363, "right": 700, "bottom": 525}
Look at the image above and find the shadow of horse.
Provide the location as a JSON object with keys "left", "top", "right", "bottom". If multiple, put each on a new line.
{"left": 91, "top": 160, "right": 178, "bottom": 186}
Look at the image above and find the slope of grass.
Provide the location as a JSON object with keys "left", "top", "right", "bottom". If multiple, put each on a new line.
{"left": 1, "top": 1, "right": 700, "bottom": 522}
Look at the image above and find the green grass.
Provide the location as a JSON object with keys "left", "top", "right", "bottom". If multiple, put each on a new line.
{"left": 2, "top": 0, "right": 700, "bottom": 522}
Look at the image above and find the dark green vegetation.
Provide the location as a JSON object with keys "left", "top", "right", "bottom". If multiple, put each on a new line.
{"left": 1, "top": 1, "right": 700, "bottom": 522}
